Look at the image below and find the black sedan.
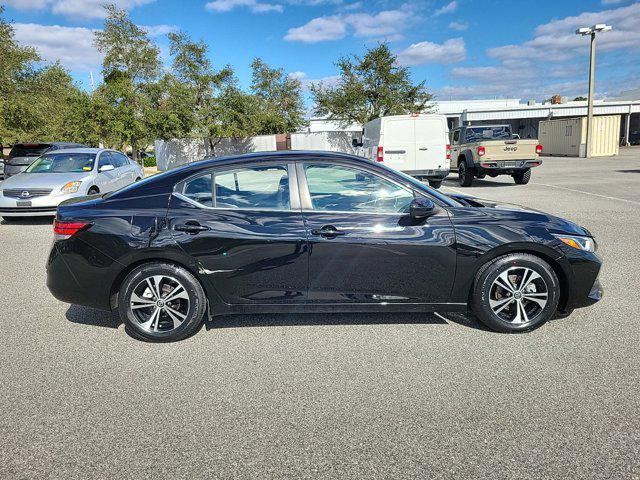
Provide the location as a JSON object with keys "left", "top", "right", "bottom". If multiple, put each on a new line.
{"left": 46, "top": 151, "right": 602, "bottom": 341}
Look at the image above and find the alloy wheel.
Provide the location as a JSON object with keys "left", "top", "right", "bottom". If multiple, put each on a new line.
{"left": 489, "top": 266, "right": 549, "bottom": 324}
{"left": 129, "top": 275, "right": 190, "bottom": 332}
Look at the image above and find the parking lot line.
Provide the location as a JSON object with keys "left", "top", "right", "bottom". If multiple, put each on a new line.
{"left": 531, "top": 182, "right": 640, "bottom": 206}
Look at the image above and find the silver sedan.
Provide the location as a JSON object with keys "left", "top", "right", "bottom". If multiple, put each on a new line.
{"left": 0, "top": 148, "right": 145, "bottom": 219}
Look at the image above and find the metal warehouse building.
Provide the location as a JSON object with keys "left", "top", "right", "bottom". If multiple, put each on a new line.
{"left": 435, "top": 95, "right": 640, "bottom": 147}
{"left": 308, "top": 93, "right": 640, "bottom": 149}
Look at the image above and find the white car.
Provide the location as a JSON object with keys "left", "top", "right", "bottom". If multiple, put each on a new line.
{"left": 355, "top": 114, "right": 450, "bottom": 188}
{"left": 0, "top": 148, "right": 144, "bottom": 219}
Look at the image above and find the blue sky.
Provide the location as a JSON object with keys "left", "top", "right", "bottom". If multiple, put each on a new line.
{"left": 3, "top": 0, "right": 640, "bottom": 102}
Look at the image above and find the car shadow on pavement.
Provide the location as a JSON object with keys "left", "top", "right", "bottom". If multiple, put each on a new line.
{"left": 1, "top": 216, "right": 54, "bottom": 225}
{"left": 64, "top": 305, "right": 489, "bottom": 333}
{"left": 205, "top": 311, "right": 489, "bottom": 331}
{"left": 66, "top": 304, "right": 122, "bottom": 329}
{"left": 442, "top": 178, "right": 516, "bottom": 188}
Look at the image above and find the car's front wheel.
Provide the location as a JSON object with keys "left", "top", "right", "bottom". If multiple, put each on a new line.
{"left": 118, "top": 262, "right": 207, "bottom": 342}
{"left": 428, "top": 179, "right": 442, "bottom": 189}
{"left": 471, "top": 253, "right": 560, "bottom": 332}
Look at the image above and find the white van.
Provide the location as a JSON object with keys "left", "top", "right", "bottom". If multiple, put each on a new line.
{"left": 355, "top": 114, "right": 450, "bottom": 188}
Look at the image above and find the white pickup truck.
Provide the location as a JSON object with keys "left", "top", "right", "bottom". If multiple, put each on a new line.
{"left": 450, "top": 125, "right": 543, "bottom": 187}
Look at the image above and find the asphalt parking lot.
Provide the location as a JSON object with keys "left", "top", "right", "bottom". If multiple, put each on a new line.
{"left": 1, "top": 149, "right": 639, "bottom": 479}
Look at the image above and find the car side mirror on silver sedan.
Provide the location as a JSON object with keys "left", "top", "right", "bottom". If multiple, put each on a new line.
{"left": 99, "top": 164, "right": 115, "bottom": 173}
{"left": 410, "top": 197, "right": 436, "bottom": 219}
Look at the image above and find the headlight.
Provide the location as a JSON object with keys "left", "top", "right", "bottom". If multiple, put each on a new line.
{"left": 61, "top": 181, "right": 82, "bottom": 193}
{"left": 553, "top": 234, "right": 597, "bottom": 252}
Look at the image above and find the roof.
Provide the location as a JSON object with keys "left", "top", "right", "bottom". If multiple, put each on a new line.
{"left": 200, "top": 149, "right": 363, "bottom": 164}
{"left": 40, "top": 147, "right": 110, "bottom": 154}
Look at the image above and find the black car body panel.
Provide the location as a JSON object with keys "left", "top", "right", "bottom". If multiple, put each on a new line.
{"left": 47, "top": 151, "right": 602, "bottom": 317}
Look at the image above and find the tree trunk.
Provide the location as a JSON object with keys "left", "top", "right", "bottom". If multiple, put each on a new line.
{"left": 131, "top": 137, "right": 140, "bottom": 165}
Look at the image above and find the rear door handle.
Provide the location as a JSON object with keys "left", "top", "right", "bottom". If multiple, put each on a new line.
{"left": 174, "top": 221, "right": 210, "bottom": 233}
{"left": 311, "top": 225, "right": 347, "bottom": 238}
{"left": 419, "top": 147, "right": 429, "bottom": 151}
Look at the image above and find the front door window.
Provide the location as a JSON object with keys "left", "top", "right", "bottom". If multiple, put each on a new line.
{"left": 303, "top": 164, "right": 414, "bottom": 214}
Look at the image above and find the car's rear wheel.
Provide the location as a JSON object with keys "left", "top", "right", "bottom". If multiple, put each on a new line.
{"left": 513, "top": 169, "right": 531, "bottom": 185}
{"left": 87, "top": 186, "right": 100, "bottom": 195}
{"left": 118, "top": 262, "right": 207, "bottom": 342}
{"left": 471, "top": 253, "right": 560, "bottom": 332}
{"left": 458, "top": 161, "right": 474, "bottom": 187}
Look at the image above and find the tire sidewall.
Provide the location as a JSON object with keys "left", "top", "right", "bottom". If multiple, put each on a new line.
{"left": 119, "top": 263, "right": 206, "bottom": 342}
{"left": 473, "top": 255, "right": 560, "bottom": 332}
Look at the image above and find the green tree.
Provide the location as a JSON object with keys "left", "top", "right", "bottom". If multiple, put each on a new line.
{"left": 0, "top": 6, "right": 85, "bottom": 147}
{"left": 574, "top": 96, "right": 588, "bottom": 102}
{"left": 310, "top": 43, "right": 432, "bottom": 126}
{"left": 250, "top": 58, "right": 306, "bottom": 134}
{"left": 94, "top": 4, "right": 161, "bottom": 162}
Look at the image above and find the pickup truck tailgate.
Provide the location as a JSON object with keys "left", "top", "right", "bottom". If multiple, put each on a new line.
{"left": 483, "top": 140, "right": 538, "bottom": 160}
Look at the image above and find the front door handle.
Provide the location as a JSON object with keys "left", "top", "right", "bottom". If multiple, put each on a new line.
{"left": 174, "top": 221, "right": 210, "bottom": 233}
{"left": 419, "top": 147, "right": 428, "bottom": 151}
{"left": 311, "top": 225, "right": 346, "bottom": 238}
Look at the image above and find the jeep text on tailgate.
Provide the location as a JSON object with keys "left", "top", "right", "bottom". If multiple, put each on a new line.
{"left": 449, "top": 125, "right": 543, "bottom": 187}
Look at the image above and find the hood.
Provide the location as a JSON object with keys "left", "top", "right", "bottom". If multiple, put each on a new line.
{"left": 0, "top": 172, "right": 92, "bottom": 190}
{"left": 449, "top": 193, "right": 592, "bottom": 237}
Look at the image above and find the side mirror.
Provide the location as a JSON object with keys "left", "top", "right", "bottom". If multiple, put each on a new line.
{"left": 352, "top": 138, "right": 363, "bottom": 148}
{"left": 410, "top": 197, "right": 436, "bottom": 219}
{"left": 99, "top": 164, "right": 115, "bottom": 173}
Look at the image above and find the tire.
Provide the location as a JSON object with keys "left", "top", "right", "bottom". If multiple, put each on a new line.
{"left": 458, "top": 160, "right": 474, "bottom": 187}
{"left": 87, "top": 187, "right": 100, "bottom": 195}
{"left": 513, "top": 169, "right": 531, "bottom": 185}
{"left": 118, "top": 262, "right": 207, "bottom": 342}
{"left": 471, "top": 253, "right": 560, "bottom": 333}
{"left": 428, "top": 180, "right": 442, "bottom": 189}
{"left": 135, "top": 177, "right": 142, "bottom": 182}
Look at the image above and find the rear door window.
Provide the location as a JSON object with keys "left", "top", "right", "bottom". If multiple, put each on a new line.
{"left": 214, "top": 165, "right": 290, "bottom": 210}
{"left": 177, "top": 165, "right": 290, "bottom": 211}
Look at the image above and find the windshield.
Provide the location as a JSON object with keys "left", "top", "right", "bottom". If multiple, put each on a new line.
{"left": 466, "top": 126, "right": 512, "bottom": 141}
{"left": 9, "top": 144, "right": 51, "bottom": 158}
{"left": 25, "top": 153, "right": 95, "bottom": 173}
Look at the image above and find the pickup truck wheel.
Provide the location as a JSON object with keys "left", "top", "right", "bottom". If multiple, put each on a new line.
{"left": 458, "top": 161, "right": 475, "bottom": 187}
{"left": 513, "top": 169, "right": 531, "bottom": 185}
{"left": 428, "top": 180, "right": 442, "bottom": 189}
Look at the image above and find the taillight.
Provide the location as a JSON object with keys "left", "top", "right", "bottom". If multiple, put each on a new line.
{"left": 377, "top": 146, "right": 384, "bottom": 162}
{"left": 536, "top": 144, "right": 543, "bottom": 154}
{"left": 446, "top": 144, "right": 451, "bottom": 160}
{"left": 477, "top": 146, "right": 486, "bottom": 157}
{"left": 54, "top": 220, "right": 89, "bottom": 241}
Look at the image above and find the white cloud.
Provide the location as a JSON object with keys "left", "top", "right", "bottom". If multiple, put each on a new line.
{"left": 284, "top": 15, "right": 347, "bottom": 42}
{"left": 140, "top": 24, "right": 179, "bottom": 37}
{"left": 397, "top": 38, "right": 466, "bottom": 65}
{"left": 434, "top": 1, "right": 457, "bottom": 16}
{"left": 205, "top": 0, "right": 283, "bottom": 13}
{"left": 441, "top": 2, "right": 640, "bottom": 100}
{"left": 345, "top": 9, "right": 412, "bottom": 38}
{"left": 448, "top": 21, "right": 468, "bottom": 31}
{"left": 284, "top": 6, "right": 416, "bottom": 43}
{"left": 288, "top": 71, "right": 340, "bottom": 90}
{"left": 5, "top": 0, "right": 155, "bottom": 19}
{"left": 12, "top": 23, "right": 102, "bottom": 71}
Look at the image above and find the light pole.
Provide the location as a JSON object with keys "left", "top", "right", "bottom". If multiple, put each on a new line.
{"left": 576, "top": 24, "right": 612, "bottom": 158}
